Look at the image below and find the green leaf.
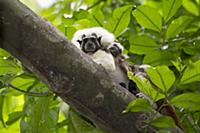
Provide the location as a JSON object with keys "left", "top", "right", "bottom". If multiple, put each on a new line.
{"left": 21, "top": 97, "right": 59, "bottom": 133}
{"left": 0, "top": 59, "right": 22, "bottom": 75}
{"left": 166, "top": 16, "right": 193, "bottom": 39}
{"left": 90, "top": 11, "right": 105, "bottom": 27}
{"left": 181, "top": 60, "right": 200, "bottom": 84}
{"left": 132, "top": 5, "right": 162, "bottom": 32}
{"left": 146, "top": 66, "right": 175, "bottom": 92}
{"left": 62, "top": 17, "right": 75, "bottom": 26}
{"left": 56, "top": 119, "right": 68, "bottom": 129}
{"left": 170, "top": 93, "right": 200, "bottom": 111}
{"left": 171, "top": 61, "right": 186, "bottom": 73}
{"left": 0, "top": 48, "right": 11, "bottom": 58}
{"left": 162, "top": 0, "right": 182, "bottom": 22}
{"left": 183, "top": 40, "right": 200, "bottom": 56}
{"left": 10, "top": 74, "right": 36, "bottom": 95}
{"left": 74, "top": 9, "right": 89, "bottom": 20}
{"left": 143, "top": 51, "right": 177, "bottom": 66}
{"left": 183, "top": 0, "right": 199, "bottom": 16}
{"left": 150, "top": 116, "right": 176, "bottom": 128}
{"left": 124, "top": 98, "right": 151, "bottom": 113}
{"left": 183, "top": 40, "right": 200, "bottom": 55}
{"left": 74, "top": 19, "right": 92, "bottom": 29}
{"left": 65, "top": 26, "right": 76, "bottom": 40}
{"left": 68, "top": 109, "right": 104, "bottom": 133}
{"left": 6, "top": 111, "right": 22, "bottom": 125}
{"left": 106, "top": 5, "right": 132, "bottom": 36}
{"left": 129, "top": 35, "right": 160, "bottom": 55}
{"left": 128, "top": 72, "right": 164, "bottom": 101}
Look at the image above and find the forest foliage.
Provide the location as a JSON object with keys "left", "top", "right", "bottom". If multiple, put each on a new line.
{"left": 0, "top": 0, "right": 200, "bottom": 132}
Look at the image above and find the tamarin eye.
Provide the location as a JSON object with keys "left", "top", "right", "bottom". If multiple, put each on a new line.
{"left": 83, "top": 38, "right": 88, "bottom": 43}
{"left": 82, "top": 34, "right": 86, "bottom": 38}
{"left": 91, "top": 38, "right": 96, "bottom": 41}
{"left": 98, "top": 37, "right": 101, "bottom": 43}
{"left": 77, "top": 40, "right": 82, "bottom": 45}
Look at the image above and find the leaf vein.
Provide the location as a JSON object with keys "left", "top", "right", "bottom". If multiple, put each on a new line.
{"left": 166, "top": 0, "right": 175, "bottom": 21}
{"left": 182, "top": 74, "right": 200, "bottom": 83}
{"left": 113, "top": 8, "right": 131, "bottom": 34}
{"left": 137, "top": 8, "right": 160, "bottom": 31}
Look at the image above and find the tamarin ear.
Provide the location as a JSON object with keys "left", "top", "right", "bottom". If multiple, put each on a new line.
{"left": 91, "top": 33, "right": 97, "bottom": 38}
{"left": 81, "top": 34, "right": 86, "bottom": 39}
{"left": 98, "top": 36, "right": 101, "bottom": 43}
{"left": 77, "top": 40, "right": 82, "bottom": 45}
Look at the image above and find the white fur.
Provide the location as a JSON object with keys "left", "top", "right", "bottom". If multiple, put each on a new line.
{"left": 139, "top": 64, "right": 150, "bottom": 70}
{"left": 92, "top": 50, "right": 116, "bottom": 71}
{"left": 107, "top": 42, "right": 124, "bottom": 52}
{"left": 71, "top": 27, "right": 115, "bottom": 49}
{"left": 71, "top": 27, "right": 116, "bottom": 71}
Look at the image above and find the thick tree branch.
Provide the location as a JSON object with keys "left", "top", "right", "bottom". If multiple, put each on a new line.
{"left": 0, "top": 0, "right": 181, "bottom": 133}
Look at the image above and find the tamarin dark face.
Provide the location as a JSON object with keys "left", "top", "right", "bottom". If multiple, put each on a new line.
{"left": 77, "top": 33, "right": 102, "bottom": 54}
{"left": 108, "top": 43, "right": 122, "bottom": 57}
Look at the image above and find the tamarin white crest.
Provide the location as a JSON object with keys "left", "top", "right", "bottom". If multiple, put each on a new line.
{"left": 72, "top": 27, "right": 115, "bottom": 51}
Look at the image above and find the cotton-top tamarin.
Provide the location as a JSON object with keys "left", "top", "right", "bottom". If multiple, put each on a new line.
{"left": 71, "top": 27, "right": 136, "bottom": 92}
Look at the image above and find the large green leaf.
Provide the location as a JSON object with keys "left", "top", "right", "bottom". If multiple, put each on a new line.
{"left": 162, "top": 0, "right": 182, "bottom": 23}
{"left": 146, "top": 66, "right": 175, "bottom": 92}
{"left": 30, "top": 98, "right": 58, "bottom": 133}
{"left": 143, "top": 51, "right": 177, "bottom": 66}
{"left": 128, "top": 72, "right": 164, "bottom": 101}
{"left": 21, "top": 97, "right": 59, "bottom": 133}
{"left": 73, "top": 9, "right": 89, "bottom": 20}
{"left": 129, "top": 35, "right": 160, "bottom": 55}
{"left": 124, "top": 98, "right": 151, "bottom": 113}
{"left": 64, "top": 26, "right": 76, "bottom": 40}
{"left": 183, "top": 0, "right": 199, "bottom": 16}
{"left": 0, "top": 59, "right": 22, "bottom": 75}
{"left": 68, "top": 109, "right": 104, "bottom": 133}
{"left": 62, "top": 17, "right": 75, "bottom": 26}
{"left": 181, "top": 60, "right": 200, "bottom": 84}
{"left": 170, "top": 93, "right": 200, "bottom": 111}
{"left": 74, "top": 19, "right": 92, "bottom": 29}
{"left": 150, "top": 116, "right": 176, "bottom": 128}
{"left": 132, "top": 5, "right": 162, "bottom": 32}
{"left": 90, "top": 11, "right": 105, "bottom": 27}
{"left": 106, "top": 5, "right": 132, "bottom": 36}
{"left": 0, "top": 48, "right": 11, "bottom": 58}
{"left": 166, "top": 16, "right": 193, "bottom": 39}
{"left": 11, "top": 74, "right": 36, "bottom": 91}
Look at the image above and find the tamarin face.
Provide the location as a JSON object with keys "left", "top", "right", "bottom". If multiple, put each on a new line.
{"left": 107, "top": 42, "right": 124, "bottom": 57}
{"left": 77, "top": 33, "right": 102, "bottom": 54}
{"left": 108, "top": 44, "right": 122, "bottom": 57}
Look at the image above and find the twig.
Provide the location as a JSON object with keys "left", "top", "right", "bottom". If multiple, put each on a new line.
{"left": 5, "top": 84, "right": 52, "bottom": 97}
